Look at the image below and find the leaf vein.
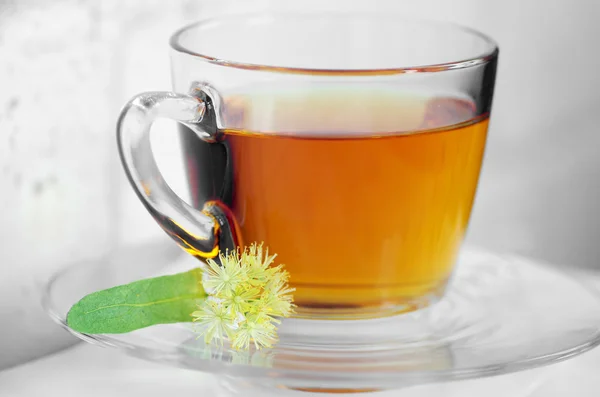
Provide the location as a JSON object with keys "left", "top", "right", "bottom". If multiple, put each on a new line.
{"left": 83, "top": 294, "right": 199, "bottom": 315}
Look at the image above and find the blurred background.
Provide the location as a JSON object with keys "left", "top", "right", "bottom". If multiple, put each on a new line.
{"left": 0, "top": 0, "right": 599, "bottom": 381}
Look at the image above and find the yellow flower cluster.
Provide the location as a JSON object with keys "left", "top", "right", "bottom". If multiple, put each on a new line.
{"left": 192, "top": 243, "right": 295, "bottom": 350}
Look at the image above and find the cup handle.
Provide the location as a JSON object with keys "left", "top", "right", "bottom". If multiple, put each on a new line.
{"left": 116, "top": 83, "right": 235, "bottom": 260}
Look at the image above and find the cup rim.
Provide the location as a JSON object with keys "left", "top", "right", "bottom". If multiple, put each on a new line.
{"left": 170, "top": 11, "right": 499, "bottom": 76}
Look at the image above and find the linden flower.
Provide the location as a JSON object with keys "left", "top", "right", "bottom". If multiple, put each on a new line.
{"left": 192, "top": 242, "right": 295, "bottom": 350}
{"left": 232, "top": 313, "right": 278, "bottom": 350}
{"left": 191, "top": 298, "right": 235, "bottom": 345}
{"left": 202, "top": 254, "right": 243, "bottom": 296}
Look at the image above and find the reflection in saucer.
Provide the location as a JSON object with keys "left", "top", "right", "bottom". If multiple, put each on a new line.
{"left": 178, "top": 336, "right": 275, "bottom": 369}
{"left": 177, "top": 332, "right": 454, "bottom": 376}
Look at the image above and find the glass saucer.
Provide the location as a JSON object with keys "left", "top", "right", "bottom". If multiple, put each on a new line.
{"left": 43, "top": 243, "right": 600, "bottom": 393}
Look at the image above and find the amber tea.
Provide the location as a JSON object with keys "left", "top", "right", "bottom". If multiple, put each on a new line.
{"left": 180, "top": 88, "right": 488, "bottom": 312}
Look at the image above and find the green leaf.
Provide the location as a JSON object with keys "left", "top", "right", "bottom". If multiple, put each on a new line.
{"left": 67, "top": 268, "right": 206, "bottom": 334}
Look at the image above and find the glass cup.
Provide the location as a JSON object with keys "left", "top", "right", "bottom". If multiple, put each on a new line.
{"left": 117, "top": 12, "right": 498, "bottom": 319}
